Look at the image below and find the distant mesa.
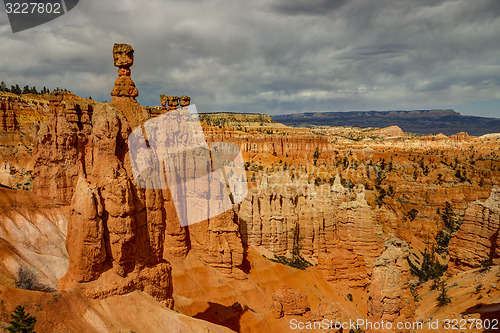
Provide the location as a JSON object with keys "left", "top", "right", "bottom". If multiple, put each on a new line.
{"left": 272, "top": 109, "right": 500, "bottom": 136}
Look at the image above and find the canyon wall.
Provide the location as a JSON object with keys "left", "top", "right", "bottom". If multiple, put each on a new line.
{"left": 448, "top": 186, "right": 500, "bottom": 273}
{"left": 207, "top": 133, "right": 331, "bottom": 159}
{"left": 237, "top": 174, "right": 385, "bottom": 288}
{"left": 0, "top": 92, "right": 50, "bottom": 132}
{"left": 0, "top": 96, "right": 18, "bottom": 131}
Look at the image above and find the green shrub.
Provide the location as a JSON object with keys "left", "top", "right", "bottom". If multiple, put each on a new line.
{"left": 475, "top": 283, "right": 482, "bottom": 294}
{"left": 270, "top": 255, "right": 313, "bottom": 270}
{"left": 480, "top": 258, "right": 492, "bottom": 272}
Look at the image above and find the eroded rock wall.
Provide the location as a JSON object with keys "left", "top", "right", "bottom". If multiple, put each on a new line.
{"left": 448, "top": 186, "right": 500, "bottom": 273}
{"left": 0, "top": 96, "right": 18, "bottom": 131}
{"left": 33, "top": 92, "right": 93, "bottom": 204}
{"left": 237, "top": 175, "right": 384, "bottom": 288}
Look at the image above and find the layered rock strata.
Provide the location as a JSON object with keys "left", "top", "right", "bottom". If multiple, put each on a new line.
{"left": 206, "top": 133, "right": 331, "bottom": 159}
{"left": 448, "top": 186, "right": 500, "bottom": 273}
{"left": 237, "top": 174, "right": 384, "bottom": 288}
{"left": 33, "top": 92, "right": 93, "bottom": 204}
{"left": 0, "top": 96, "right": 18, "bottom": 131}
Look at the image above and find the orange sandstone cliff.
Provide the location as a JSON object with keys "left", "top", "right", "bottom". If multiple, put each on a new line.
{"left": 448, "top": 186, "right": 500, "bottom": 273}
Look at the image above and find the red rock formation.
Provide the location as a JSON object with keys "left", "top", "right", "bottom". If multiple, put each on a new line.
{"left": 33, "top": 45, "right": 175, "bottom": 306}
{"left": 447, "top": 186, "right": 500, "bottom": 273}
{"left": 450, "top": 131, "right": 472, "bottom": 142}
{"left": 318, "top": 190, "right": 383, "bottom": 289}
{"left": 180, "top": 95, "right": 191, "bottom": 107}
{"left": 155, "top": 94, "right": 189, "bottom": 116}
{"left": 189, "top": 210, "right": 245, "bottom": 277}
{"left": 110, "top": 44, "right": 138, "bottom": 99}
{"left": 317, "top": 244, "right": 370, "bottom": 288}
{"left": 32, "top": 44, "right": 246, "bottom": 307}
{"left": 160, "top": 95, "right": 168, "bottom": 110}
{"left": 367, "top": 238, "right": 415, "bottom": 329}
{"left": 54, "top": 100, "right": 175, "bottom": 307}
{"left": 0, "top": 95, "right": 18, "bottom": 131}
{"left": 238, "top": 180, "right": 383, "bottom": 288}
{"left": 206, "top": 133, "right": 331, "bottom": 159}
{"left": 270, "top": 285, "right": 310, "bottom": 318}
{"left": 33, "top": 92, "right": 93, "bottom": 204}
{"left": 166, "top": 96, "right": 179, "bottom": 110}
{"left": 109, "top": 43, "right": 146, "bottom": 129}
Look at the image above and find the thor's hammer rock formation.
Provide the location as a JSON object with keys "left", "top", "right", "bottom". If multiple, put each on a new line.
{"left": 33, "top": 43, "right": 245, "bottom": 307}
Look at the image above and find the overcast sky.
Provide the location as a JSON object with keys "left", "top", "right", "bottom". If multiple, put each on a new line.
{"left": 1, "top": 0, "right": 499, "bottom": 117}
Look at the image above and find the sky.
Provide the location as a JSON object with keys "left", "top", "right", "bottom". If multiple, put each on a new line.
{"left": 0, "top": 0, "right": 499, "bottom": 117}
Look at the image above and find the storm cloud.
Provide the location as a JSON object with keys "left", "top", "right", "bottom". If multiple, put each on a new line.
{"left": 0, "top": 0, "right": 499, "bottom": 116}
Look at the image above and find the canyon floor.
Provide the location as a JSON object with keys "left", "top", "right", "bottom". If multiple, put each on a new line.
{"left": 0, "top": 89, "right": 499, "bottom": 332}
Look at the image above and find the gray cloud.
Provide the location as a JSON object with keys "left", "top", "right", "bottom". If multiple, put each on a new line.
{"left": 271, "top": 0, "right": 349, "bottom": 16}
{"left": 0, "top": 0, "right": 499, "bottom": 116}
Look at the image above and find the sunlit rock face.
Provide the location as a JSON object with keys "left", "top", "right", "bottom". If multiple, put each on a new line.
{"left": 367, "top": 238, "right": 415, "bottom": 329}
{"left": 448, "top": 186, "right": 500, "bottom": 273}
{"left": 0, "top": 96, "right": 18, "bottom": 131}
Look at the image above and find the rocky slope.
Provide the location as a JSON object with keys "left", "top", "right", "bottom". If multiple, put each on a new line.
{"left": 0, "top": 287, "right": 233, "bottom": 333}
{"left": 0, "top": 188, "right": 67, "bottom": 290}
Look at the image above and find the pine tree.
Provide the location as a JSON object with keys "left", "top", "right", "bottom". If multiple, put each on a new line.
{"left": 11, "top": 84, "right": 22, "bottom": 95}
{"left": 437, "top": 281, "right": 451, "bottom": 306}
{"left": 7, "top": 305, "right": 37, "bottom": 333}
{"left": 312, "top": 147, "right": 321, "bottom": 166}
{"left": 440, "top": 201, "right": 454, "bottom": 230}
{"left": 0, "top": 81, "right": 7, "bottom": 92}
{"left": 414, "top": 241, "right": 446, "bottom": 282}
